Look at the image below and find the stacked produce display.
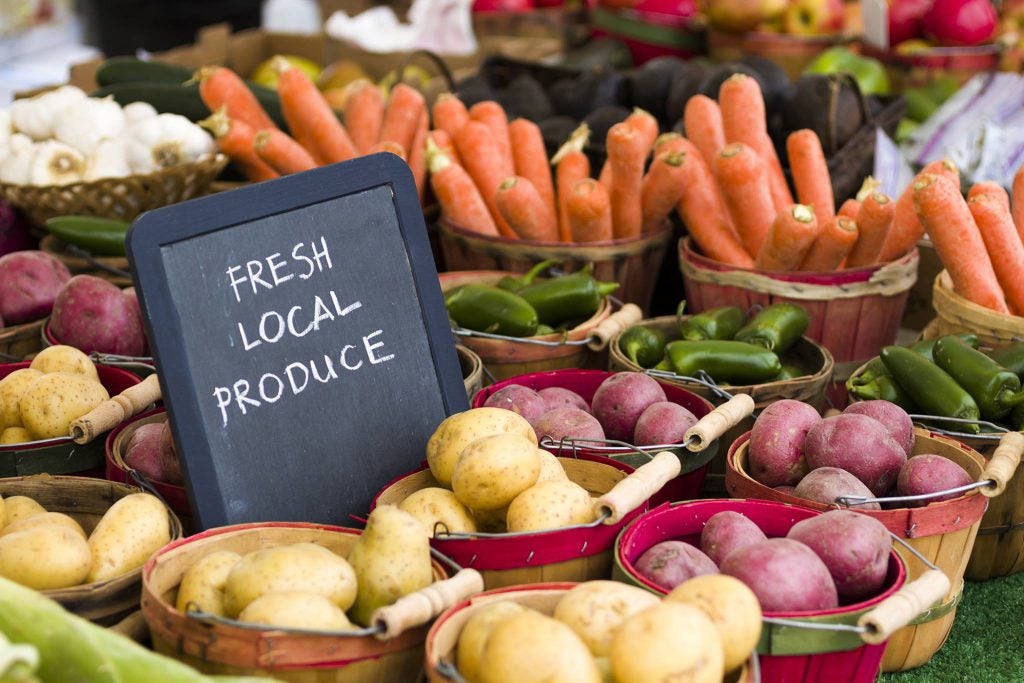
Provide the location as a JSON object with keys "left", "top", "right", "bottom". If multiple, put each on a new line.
{"left": 5, "top": 2, "right": 1024, "bottom": 682}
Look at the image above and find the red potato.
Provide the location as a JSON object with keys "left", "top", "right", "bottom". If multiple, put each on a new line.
{"left": 125, "top": 423, "right": 183, "bottom": 486}
{"left": 897, "top": 454, "right": 973, "bottom": 507}
{"left": 633, "top": 402, "right": 698, "bottom": 446}
{"left": 483, "top": 385, "right": 549, "bottom": 424}
{"left": 0, "top": 250, "right": 71, "bottom": 324}
{"left": 49, "top": 275, "right": 145, "bottom": 356}
{"left": 775, "top": 485, "right": 796, "bottom": 495}
{"left": 844, "top": 400, "right": 914, "bottom": 456}
{"left": 635, "top": 540, "right": 718, "bottom": 591}
{"left": 804, "top": 414, "right": 907, "bottom": 496}
{"left": 591, "top": 372, "right": 667, "bottom": 441}
{"left": 537, "top": 387, "right": 590, "bottom": 413}
{"left": 787, "top": 510, "right": 891, "bottom": 601}
{"left": 721, "top": 538, "right": 838, "bottom": 613}
{"left": 700, "top": 511, "right": 767, "bottom": 567}
{"left": 532, "top": 407, "right": 605, "bottom": 444}
{"left": 122, "top": 287, "right": 150, "bottom": 355}
{"left": 747, "top": 399, "right": 821, "bottom": 487}
{"left": 793, "top": 467, "right": 881, "bottom": 510}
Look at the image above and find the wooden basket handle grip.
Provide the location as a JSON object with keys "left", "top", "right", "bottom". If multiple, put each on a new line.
{"left": 981, "top": 431, "right": 1024, "bottom": 498}
{"left": 857, "top": 569, "right": 950, "bottom": 645}
{"left": 587, "top": 304, "right": 642, "bottom": 351}
{"left": 69, "top": 374, "right": 162, "bottom": 444}
{"left": 594, "top": 451, "right": 681, "bottom": 525}
{"left": 683, "top": 394, "right": 755, "bottom": 452}
{"left": 371, "top": 568, "right": 484, "bottom": 640}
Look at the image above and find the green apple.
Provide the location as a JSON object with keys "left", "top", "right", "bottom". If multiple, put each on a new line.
{"left": 706, "top": 0, "right": 787, "bottom": 33}
{"left": 804, "top": 47, "right": 891, "bottom": 95}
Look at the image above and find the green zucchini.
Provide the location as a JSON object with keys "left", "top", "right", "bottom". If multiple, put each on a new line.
{"left": 95, "top": 57, "right": 192, "bottom": 86}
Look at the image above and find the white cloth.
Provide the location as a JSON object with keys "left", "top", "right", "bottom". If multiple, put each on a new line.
{"left": 324, "top": 0, "right": 477, "bottom": 55}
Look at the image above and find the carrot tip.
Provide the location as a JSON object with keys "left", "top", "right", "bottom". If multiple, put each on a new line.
{"left": 870, "top": 191, "right": 891, "bottom": 204}
{"left": 654, "top": 132, "right": 682, "bottom": 149}
{"left": 792, "top": 204, "right": 815, "bottom": 222}
{"left": 855, "top": 175, "right": 882, "bottom": 201}
{"left": 551, "top": 123, "right": 590, "bottom": 165}
{"left": 252, "top": 130, "right": 271, "bottom": 150}
{"left": 719, "top": 143, "right": 745, "bottom": 158}
{"left": 499, "top": 176, "right": 518, "bottom": 191}
{"left": 836, "top": 216, "right": 858, "bottom": 231}
{"left": 913, "top": 174, "right": 940, "bottom": 191}
{"left": 198, "top": 106, "right": 230, "bottom": 138}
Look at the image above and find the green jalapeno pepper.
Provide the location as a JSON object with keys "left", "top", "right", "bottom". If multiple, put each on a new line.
{"left": 445, "top": 284, "right": 539, "bottom": 337}
{"left": 847, "top": 375, "right": 918, "bottom": 411}
{"left": 496, "top": 259, "right": 560, "bottom": 292}
{"left": 679, "top": 306, "right": 746, "bottom": 341}
{"left": 908, "top": 333, "right": 979, "bottom": 362}
{"left": 44, "top": 215, "right": 130, "bottom": 256}
{"left": 536, "top": 324, "right": 556, "bottom": 336}
{"left": 618, "top": 325, "right": 667, "bottom": 368}
{"left": 881, "top": 345, "right": 980, "bottom": 432}
{"left": 663, "top": 340, "right": 781, "bottom": 384}
{"left": 849, "top": 357, "right": 890, "bottom": 387}
{"left": 733, "top": 303, "right": 809, "bottom": 354}
{"left": 517, "top": 264, "right": 619, "bottom": 326}
{"left": 773, "top": 364, "right": 804, "bottom": 381}
{"left": 933, "top": 336, "right": 1024, "bottom": 421}
{"left": 987, "top": 342, "right": 1024, "bottom": 379}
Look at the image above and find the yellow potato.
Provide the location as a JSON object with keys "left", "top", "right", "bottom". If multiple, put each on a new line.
{"left": 238, "top": 591, "right": 352, "bottom": 631}
{"left": 426, "top": 408, "right": 536, "bottom": 487}
{"left": 0, "top": 369, "right": 43, "bottom": 428}
{"left": 610, "top": 602, "right": 724, "bottom": 683}
{"left": 223, "top": 543, "right": 357, "bottom": 618}
{"left": 668, "top": 574, "right": 762, "bottom": 672}
{"left": 20, "top": 373, "right": 109, "bottom": 440}
{"left": 479, "top": 610, "right": 601, "bottom": 683}
{"left": 535, "top": 450, "right": 568, "bottom": 483}
{"left": 30, "top": 345, "right": 99, "bottom": 380}
{"left": 175, "top": 550, "right": 242, "bottom": 617}
{"left": 398, "top": 487, "right": 476, "bottom": 535}
{"left": 3, "top": 496, "right": 46, "bottom": 526}
{"left": 594, "top": 657, "right": 613, "bottom": 683}
{"left": 451, "top": 433, "right": 540, "bottom": 511}
{"left": 0, "top": 427, "right": 33, "bottom": 445}
{"left": 472, "top": 507, "right": 507, "bottom": 533}
{"left": 506, "top": 480, "right": 595, "bottom": 532}
{"left": 0, "top": 511, "right": 86, "bottom": 539}
{"left": 87, "top": 493, "right": 170, "bottom": 583}
{"left": 0, "top": 525, "right": 91, "bottom": 590}
{"left": 553, "top": 581, "right": 661, "bottom": 657}
{"left": 456, "top": 601, "right": 527, "bottom": 683}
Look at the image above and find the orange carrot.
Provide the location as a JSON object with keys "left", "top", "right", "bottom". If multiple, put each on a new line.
{"left": 847, "top": 192, "right": 895, "bottom": 267}
{"left": 427, "top": 129, "right": 460, "bottom": 165}
{"left": 719, "top": 73, "right": 793, "bottom": 210}
{"left": 914, "top": 173, "right": 1008, "bottom": 312}
{"left": 606, "top": 122, "right": 647, "bottom": 239}
{"left": 372, "top": 140, "right": 406, "bottom": 159}
{"left": 566, "top": 178, "right": 612, "bottom": 243}
{"left": 409, "top": 110, "right": 429, "bottom": 201}
{"left": 496, "top": 176, "right": 559, "bottom": 242}
{"left": 510, "top": 118, "right": 556, "bottom": 225}
{"left": 197, "top": 66, "right": 277, "bottom": 132}
{"left": 426, "top": 139, "right": 498, "bottom": 237}
{"left": 625, "top": 107, "right": 659, "bottom": 155}
{"left": 755, "top": 204, "right": 820, "bottom": 271}
{"left": 598, "top": 160, "right": 613, "bottom": 190}
{"left": 641, "top": 151, "right": 686, "bottom": 234}
{"left": 380, "top": 83, "right": 426, "bottom": 159}
{"left": 800, "top": 216, "right": 859, "bottom": 271}
{"left": 1013, "top": 164, "right": 1024, "bottom": 241}
{"left": 969, "top": 193, "right": 1024, "bottom": 314}
{"left": 683, "top": 95, "right": 725, "bottom": 167}
{"left": 654, "top": 132, "right": 687, "bottom": 156}
{"left": 715, "top": 142, "right": 775, "bottom": 257}
{"left": 432, "top": 93, "right": 470, "bottom": 143}
{"left": 469, "top": 101, "right": 514, "bottom": 178}
{"left": 968, "top": 181, "right": 1009, "bottom": 204}
{"left": 342, "top": 79, "right": 384, "bottom": 154}
{"left": 838, "top": 199, "right": 860, "bottom": 219}
{"left": 879, "top": 158, "right": 960, "bottom": 262}
{"left": 455, "top": 120, "right": 517, "bottom": 239}
{"left": 787, "top": 129, "right": 834, "bottom": 225}
{"left": 253, "top": 129, "right": 317, "bottom": 175}
{"left": 552, "top": 124, "right": 591, "bottom": 243}
{"left": 199, "top": 107, "right": 278, "bottom": 182}
{"left": 677, "top": 150, "right": 755, "bottom": 268}
{"left": 277, "top": 62, "right": 357, "bottom": 165}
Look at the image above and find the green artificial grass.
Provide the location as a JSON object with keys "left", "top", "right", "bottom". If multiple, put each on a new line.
{"left": 880, "top": 573, "right": 1024, "bottom": 683}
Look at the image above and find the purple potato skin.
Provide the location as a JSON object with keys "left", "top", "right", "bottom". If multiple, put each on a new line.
{"left": 721, "top": 538, "right": 839, "bottom": 613}
{"left": 50, "top": 275, "right": 145, "bottom": 356}
{"left": 748, "top": 399, "right": 822, "bottom": 487}
{"left": 787, "top": 510, "right": 891, "bottom": 601}
{"left": 156, "top": 419, "right": 183, "bottom": 485}
{"left": 633, "top": 401, "right": 698, "bottom": 446}
{"left": 804, "top": 414, "right": 907, "bottom": 496}
{"left": 0, "top": 251, "right": 71, "bottom": 324}
{"left": 700, "top": 511, "right": 768, "bottom": 566}
{"left": 537, "top": 387, "right": 590, "bottom": 413}
{"left": 125, "top": 423, "right": 182, "bottom": 485}
{"left": 844, "top": 401, "right": 915, "bottom": 456}
{"left": 793, "top": 467, "right": 881, "bottom": 510}
{"left": 483, "top": 385, "right": 550, "bottom": 423}
{"left": 897, "top": 454, "right": 973, "bottom": 507}
{"left": 635, "top": 540, "right": 718, "bottom": 591}
{"left": 775, "top": 485, "right": 797, "bottom": 495}
{"left": 531, "top": 407, "right": 605, "bottom": 444}
{"left": 591, "top": 372, "right": 667, "bottom": 442}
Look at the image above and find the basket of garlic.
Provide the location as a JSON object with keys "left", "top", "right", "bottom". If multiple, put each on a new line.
{"left": 0, "top": 86, "right": 228, "bottom": 227}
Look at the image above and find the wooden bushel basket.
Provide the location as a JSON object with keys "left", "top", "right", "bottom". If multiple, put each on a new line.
{"left": 39, "top": 234, "right": 132, "bottom": 288}
{"left": 141, "top": 522, "right": 484, "bottom": 683}
{"left": 456, "top": 345, "right": 484, "bottom": 401}
{"left": 0, "top": 474, "right": 183, "bottom": 631}
{"left": 725, "top": 429, "right": 1022, "bottom": 672}
{"left": 928, "top": 269, "right": 1024, "bottom": 347}
{"left": 42, "top": 319, "right": 157, "bottom": 379}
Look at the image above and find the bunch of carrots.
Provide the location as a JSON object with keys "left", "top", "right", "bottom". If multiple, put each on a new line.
{"left": 196, "top": 61, "right": 429, "bottom": 198}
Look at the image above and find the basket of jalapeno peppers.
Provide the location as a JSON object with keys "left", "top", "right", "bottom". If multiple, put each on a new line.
{"left": 440, "top": 262, "right": 642, "bottom": 383}
{"left": 847, "top": 335, "right": 1024, "bottom": 581}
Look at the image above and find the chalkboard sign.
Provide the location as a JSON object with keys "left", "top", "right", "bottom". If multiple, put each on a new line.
{"left": 127, "top": 154, "right": 467, "bottom": 530}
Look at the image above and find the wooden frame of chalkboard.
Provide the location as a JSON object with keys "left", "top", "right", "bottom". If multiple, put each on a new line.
{"left": 126, "top": 153, "right": 467, "bottom": 530}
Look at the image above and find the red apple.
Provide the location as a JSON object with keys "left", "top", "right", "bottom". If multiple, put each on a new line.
{"left": 888, "top": 0, "right": 932, "bottom": 45}
{"left": 706, "top": 0, "right": 787, "bottom": 33}
{"left": 922, "top": 0, "right": 996, "bottom": 46}
{"left": 781, "top": 0, "right": 844, "bottom": 35}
